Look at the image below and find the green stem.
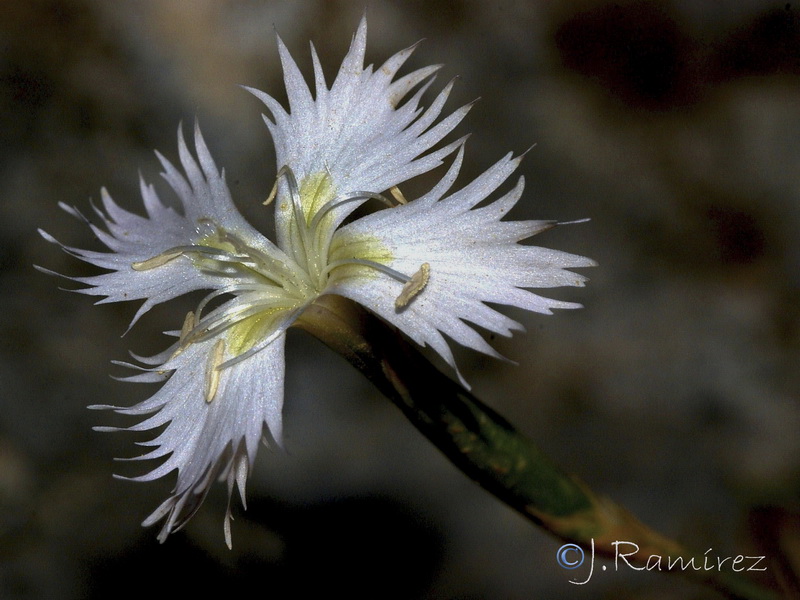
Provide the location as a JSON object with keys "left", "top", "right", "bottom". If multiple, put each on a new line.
{"left": 297, "top": 295, "right": 779, "bottom": 600}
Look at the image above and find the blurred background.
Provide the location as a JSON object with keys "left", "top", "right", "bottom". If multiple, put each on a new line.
{"left": 3, "top": 0, "right": 799, "bottom": 598}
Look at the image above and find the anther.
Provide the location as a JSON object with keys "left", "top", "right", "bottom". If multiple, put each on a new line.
{"left": 205, "top": 339, "right": 226, "bottom": 403}
{"left": 179, "top": 311, "right": 197, "bottom": 344}
{"left": 395, "top": 263, "right": 430, "bottom": 309}
{"left": 131, "top": 249, "right": 184, "bottom": 271}
{"left": 263, "top": 178, "right": 278, "bottom": 207}
{"left": 168, "top": 310, "right": 199, "bottom": 361}
{"left": 390, "top": 186, "right": 408, "bottom": 205}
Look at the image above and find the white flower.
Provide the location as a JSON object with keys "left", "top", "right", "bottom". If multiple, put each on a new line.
{"left": 39, "top": 17, "right": 595, "bottom": 546}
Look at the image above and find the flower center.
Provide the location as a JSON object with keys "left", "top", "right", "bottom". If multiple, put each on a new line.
{"left": 131, "top": 223, "right": 310, "bottom": 365}
{"left": 130, "top": 167, "right": 430, "bottom": 373}
{"left": 272, "top": 166, "right": 428, "bottom": 302}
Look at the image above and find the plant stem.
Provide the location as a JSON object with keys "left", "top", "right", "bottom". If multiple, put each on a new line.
{"left": 297, "top": 295, "right": 779, "bottom": 600}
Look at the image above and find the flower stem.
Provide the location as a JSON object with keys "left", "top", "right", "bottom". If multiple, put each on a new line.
{"left": 297, "top": 295, "right": 779, "bottom": 600}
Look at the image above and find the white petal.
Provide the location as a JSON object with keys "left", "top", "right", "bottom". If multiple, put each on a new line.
{"left": 330, "top": 154, "right": 596, "bottom": 386}
{"left": 162, "top": 123, "right": 282, "bottom": 251}
{"left": 248, "top": 15, "right": 469, "bottom": 251}
{"left": 104, "top": 329, "right": 287, "bottom": 542}
{"left": 39, "top": 125, "right": 292, "bottom": 327}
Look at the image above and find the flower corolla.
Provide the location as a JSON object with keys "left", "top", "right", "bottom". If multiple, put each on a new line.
{"left": 39, "top": 17, "right": 594, "bottom": 546}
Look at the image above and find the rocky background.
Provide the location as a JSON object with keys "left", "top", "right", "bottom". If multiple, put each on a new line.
{"left": 2, "top": 1, "right": 799, "bottom": 598}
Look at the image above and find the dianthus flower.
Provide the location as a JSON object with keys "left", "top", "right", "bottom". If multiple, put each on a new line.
{"left": 40, "top": 17, "right": 594, "bottom": 546}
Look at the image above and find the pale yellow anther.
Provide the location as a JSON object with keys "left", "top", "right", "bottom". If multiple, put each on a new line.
{"left": 205, "top": 339, "right": 226, "bottom": 403}
{"left": 395, "top": 262, "right": 430, "bottom": 309}
{"left": 179, "top": 311, "right": 197, "bottom": 343}
{"left": 390, "top": 186, "right": 408, "bottom": 205}
{"left": 168, "top": 310, "right": 198, "bottom": 361}
{"left": 263, "top": 179, "right": 278, "bottom": 207}
{"left": 131, "top": 249, "right": 184, "bottom": 271}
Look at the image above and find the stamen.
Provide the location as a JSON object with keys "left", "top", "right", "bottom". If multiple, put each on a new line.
{"left": 132, "top": 245, "right": 253, "bottom": 272}
{"left": 132, "top": 234, "right": 312, "bottom": 299}
{"left": 263, "top": 178, "right": 278, "bottom": 207}
{"left": 275, "top": 165, "right": 314, "bottom": 269}
{"left": 187, "top": 248, "right": 252, "bottom": 264}
{"left": 275, "top": 166, "right": 305, "bottom": 224}
{"left": 205, "top": 339, "right": 226, "bottom": 403}
{"left": 311, "top": 187, "right": 413, "bottom": 279}
{"left": 168, "top": 310, "right": 199, "bottom": 361}
{"left": 322, "top": 258, "right": 411, "bottom": 284}
{"left": 390, "top": 186, "right": 408, "bottom": 205}
{"left": 179, "top": 310, "right": 197, "bottom": 343}
{"left": 183, "top": 298, "right": 299, "bottom": 347}
{"left": 194, "top": 285, "right": 255, "bottom": 326}
{"left": 131, "top": 249, "right": 184, "bottom": 271}
{"left": 395, "top": 263, "right": 430, "bottom": 309}
{"left": 215, "top": 230, "right": 312, "bottom": 293}
{"left": 309, "top": 190, "right": 395, "bottom": 232}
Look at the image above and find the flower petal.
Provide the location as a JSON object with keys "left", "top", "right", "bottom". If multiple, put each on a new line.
{"left": 102, "top": 328, "right": 287, "bottom": 545}
{"left": 246, "top": 15, "right": 470, "bottom": 252}
{"left": 39, "top": 125, "right": 294, "bottom": 328}
{"left": 330, "top": 149, "right": 596, "bottom": 386}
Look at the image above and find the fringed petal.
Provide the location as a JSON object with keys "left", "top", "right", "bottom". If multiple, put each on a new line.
{"left": 102, "top": 329, "right": 287, "bottom": 543}
{"left": 330, "top": 153, "right": 595, "bottom": 388}
{"left": 248, "top": 14, "right": 467, "bottom": 253}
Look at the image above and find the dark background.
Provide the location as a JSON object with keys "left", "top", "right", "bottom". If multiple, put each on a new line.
{"left": 3, "top": 1, "right": 799, "bottom": 598}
